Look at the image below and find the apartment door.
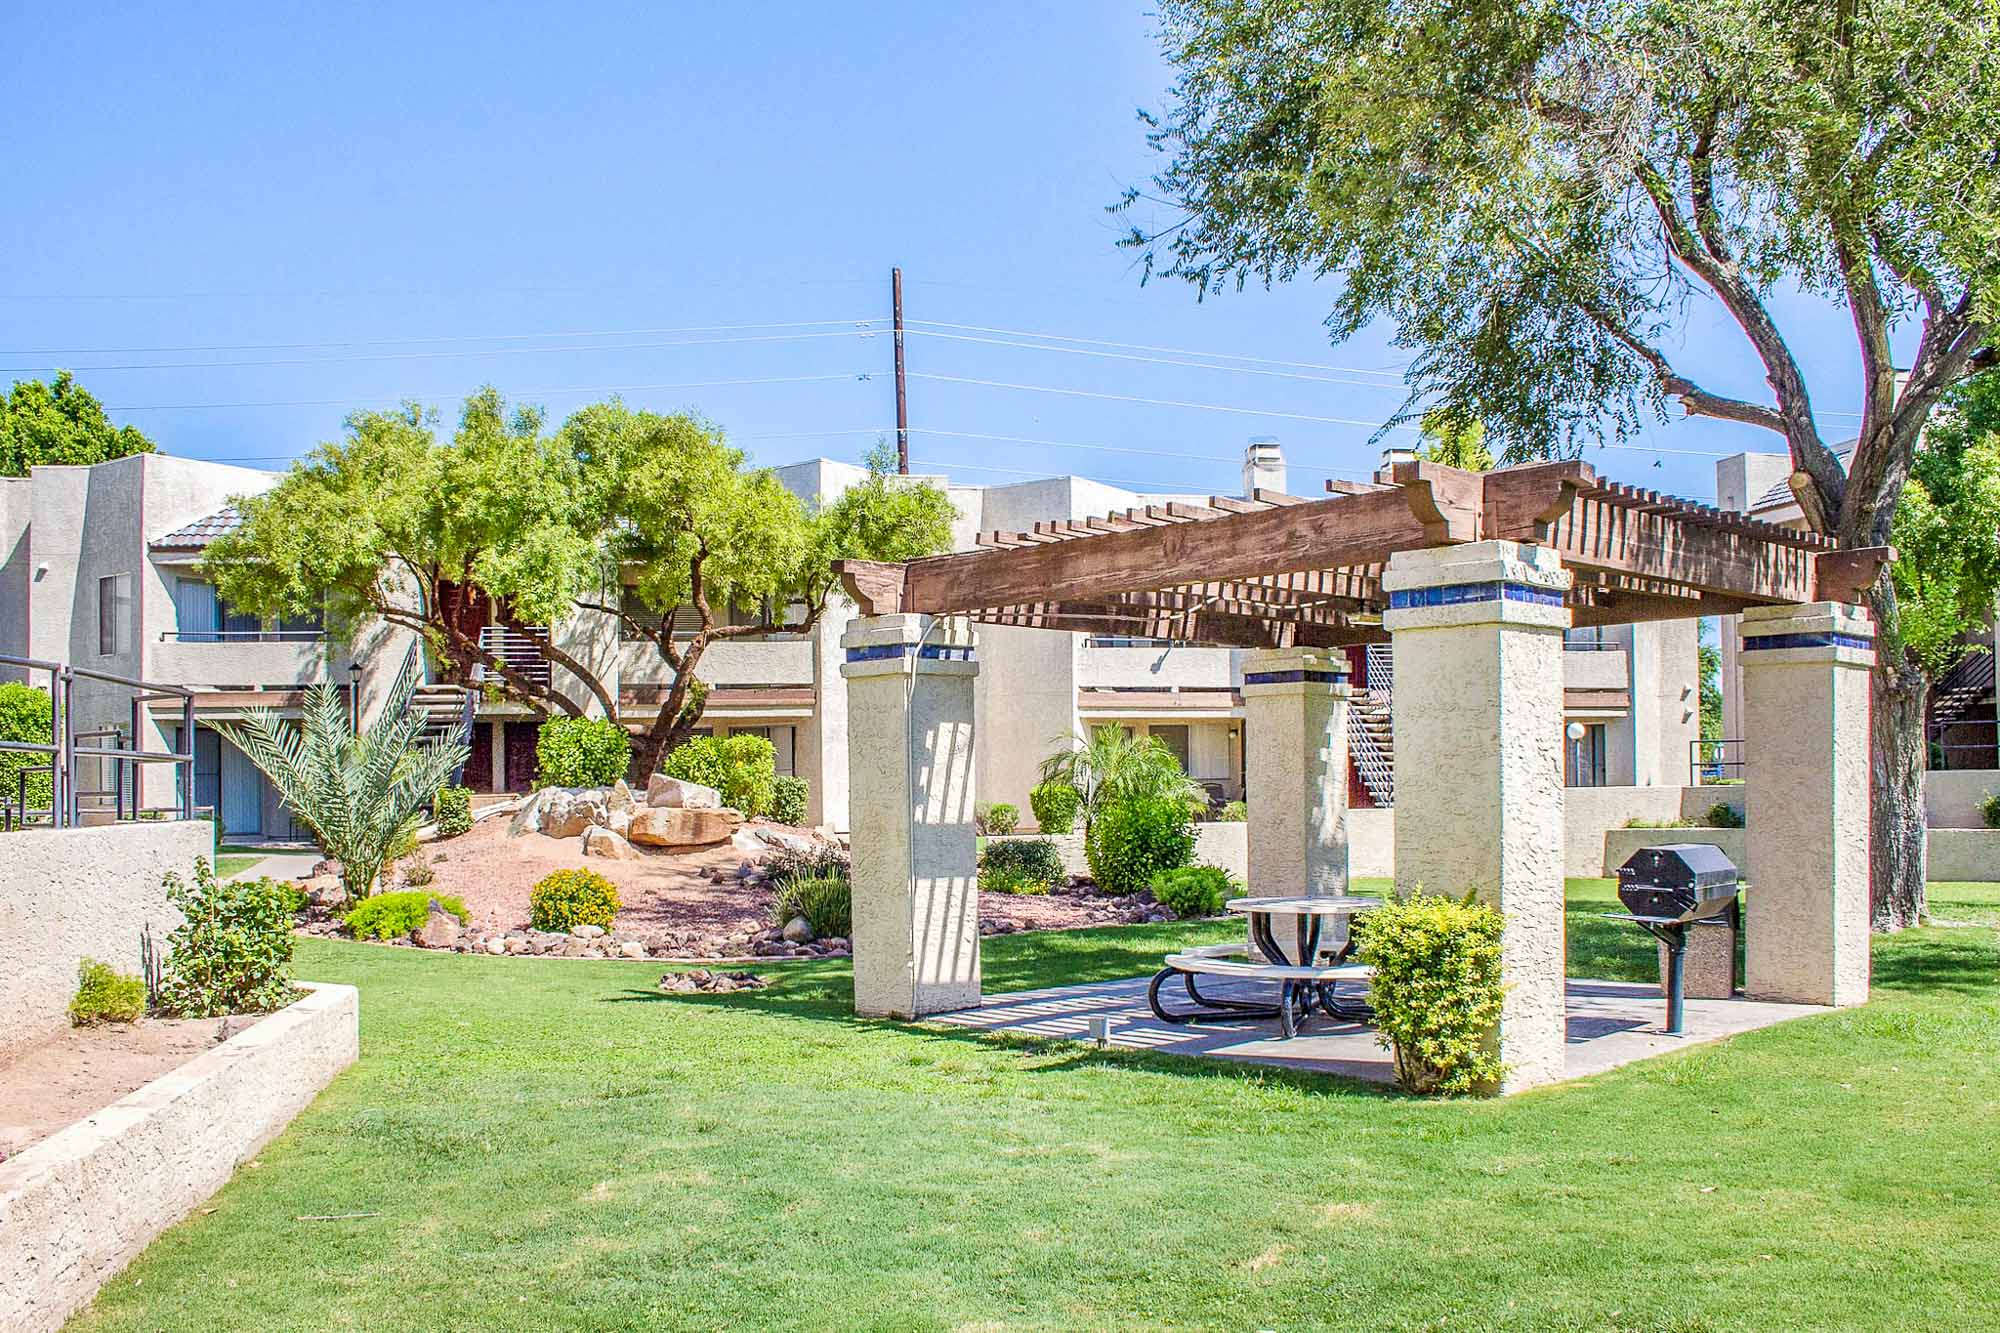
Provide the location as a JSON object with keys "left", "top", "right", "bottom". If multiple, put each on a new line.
{"left": 219, "top": 738, "right": 263, "bottom": 837}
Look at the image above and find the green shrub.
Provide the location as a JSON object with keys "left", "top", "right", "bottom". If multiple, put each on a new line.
{"left": 433, "top": 784, "right": 474, "bottom": 838}
{"left": 1980, "top": 790, "right": 2000, "bottom": 830}
{"left": 529, "top": 868, "right": 621, "bottom": 933}
{"left": 980, "top": 838, "right": 1066, "bottom": 894}
{"left": 1354, "top": 891, "right": 1506, "bottom": 1096}
{"left": 974, "top": 802, "right": 1020, "bottom": 836}
{"left": 1217, "top": 799, "right": 1248, "bottom": 823}
{"left": 536, "top": 717, "right": 631, "bottom": 789}
{"left": 238, "top": 875, "right": 307, "bottom": 916}
{"left": 0, "top": 681, "right": 54, "bottom": 817}
{"left": 1705, "top": 802, "right": 1746, "bottom": 829}
{"left": 1149, "top": 865, "right": 1237, "bottom": 919}
{"left": 662, "top": 734, "right": 776, "bottom": 817}
{"left": 763, "top": 843, "right": 850, "bottom": 884}
{"left": 773, "top": 873, "right": 851, "bottom": 938}
{"left": 344, "top": 890, "right": 471, "bottom": 941}
{"left": 1624, "top": 817, "right": 1692, "bottom": 829}
{"left": 769, "top": 774, "right": 810, "bottom": 826}
{"left": 1029, "top": 779, "right": 1082, "bottom": 835}
{"left": 156, "top": 858, "right": 296, "bottom": 1017}
{"left": 1084, "top": 796, "right": 1196, "bottom": 894}
{"left": 69, "top": 958, "right": 146, "bottom": 1025}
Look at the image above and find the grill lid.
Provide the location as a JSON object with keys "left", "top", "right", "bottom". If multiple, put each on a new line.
{"left": 1617, "top": 843, "right": 1740, "bottom": 891}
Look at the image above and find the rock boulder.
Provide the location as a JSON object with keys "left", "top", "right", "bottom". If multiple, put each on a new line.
{"left": 581, "top": 825, "right": 639, "bottom": 860}
{"left": 646, "top": 774, "right": 722, "bottom": 810}
{"left": 627, "top": 805, "right": 741, "bottom": 850}
{"left": 413, "top": 900, "right": 462, "bottom": 949}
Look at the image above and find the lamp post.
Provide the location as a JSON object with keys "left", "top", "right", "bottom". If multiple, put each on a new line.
{"left": 348, "top": 663, "right": 362, "bottom": 734}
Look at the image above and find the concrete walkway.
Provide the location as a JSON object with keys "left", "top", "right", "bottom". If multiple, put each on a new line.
{"left": 932, "top": 975, "right": 1827, "bottom": 1088}
{"left": 220, "top": 849, "right": 320, "bottom": 882}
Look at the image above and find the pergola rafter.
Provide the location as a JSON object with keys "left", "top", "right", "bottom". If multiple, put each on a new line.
{"left": 839, "top": 460, "right": 1890, "bottom": 645}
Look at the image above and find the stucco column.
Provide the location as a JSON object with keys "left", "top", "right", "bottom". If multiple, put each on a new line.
{"left": 1383, "top": 540, "right": 1571, "bottom": 1092}
{"left": 1241, "top": 648, "right": 1353, "bottom": 961}
{"left": 839, "top": 614, "right": 980, "bottom": 1018}
{"left": 1739, "top": 602, "right": 1873, "bottom": 1007}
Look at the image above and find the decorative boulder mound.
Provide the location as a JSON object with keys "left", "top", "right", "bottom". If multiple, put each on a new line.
{"left": 504, "top": 776, "right": 742, "bottom": 852}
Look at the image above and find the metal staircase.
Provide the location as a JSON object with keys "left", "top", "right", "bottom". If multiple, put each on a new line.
{"left": 411, "top": 680, "right": 479, "bottom": 785}
{"left": 1347, "top": 691, "right": 1395, "bottom": 807}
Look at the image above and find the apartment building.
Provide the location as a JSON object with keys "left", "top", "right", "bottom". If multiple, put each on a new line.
{"left": 0, "top": 443, "right": 1699, "bottom": 839}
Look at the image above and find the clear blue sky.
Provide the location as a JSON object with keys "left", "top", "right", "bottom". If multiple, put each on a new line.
{"left": 3, "top": 2, "right": 1884, "bottom": 503}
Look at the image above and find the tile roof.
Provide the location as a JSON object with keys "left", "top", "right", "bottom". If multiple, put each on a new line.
{"left": 150, "top": 504, "right": 244, "bottom": 551}
{"left": 1749, "top": 439, "right": 1856, "bottom": 513}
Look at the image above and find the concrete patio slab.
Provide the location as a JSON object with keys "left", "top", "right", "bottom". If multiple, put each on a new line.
{"left": 931, "top": 975, "right": 1828, "bottom": 1088}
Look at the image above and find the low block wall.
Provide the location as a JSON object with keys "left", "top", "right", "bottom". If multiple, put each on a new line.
{"left": 0, "top": 982, "right": 359, "bottom": 1333}
{"left": 1925, "top": 770, "right": 2000, "bottom": 829}
{"left": 1927, "top": 829, "right": 2000, "bottom": 882}
{"left": 0, "top": 821, "right": 211, "bottom": 1057}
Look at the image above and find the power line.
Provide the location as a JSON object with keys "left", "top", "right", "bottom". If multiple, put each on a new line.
{"left": 907, "top": 371, "right": 1421, "bottom": 432}
{"left": 909, "top": 457, "right": 1223, "bottom": 494}
{"left": 905, "top": 317, "right": 1409, "bottom": 380}
{"left": 902, "top": 328, "right": 1407, "bottom": 392}
{"left": 106, "top": 371, "right": 879, "bottom": 412}
{"left": 911, "top": 427, "right": 1377, "bottom": 479}
{"left": 0, "top": 317, "right": 885, "bottom": 359}
{"left": 189, "top": 426, "right": 895, "bottom": 465}
{"left": 2, "top": 328, "right": 884, "bottom": 375}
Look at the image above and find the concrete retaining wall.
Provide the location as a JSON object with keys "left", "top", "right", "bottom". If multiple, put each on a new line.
{"left": 1927, "top": 829, "right": 2000, "bottom": 882}
{"left": 1925, "top": 770, "right": 2000, "bottom": 829}
{"left": 0, "top": 981, "right": 358, "bottom": 1333}
{"left": 0, "top": 821, "right": 211, "bottom": 1057}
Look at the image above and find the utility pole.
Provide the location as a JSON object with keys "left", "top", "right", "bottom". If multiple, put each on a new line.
{"left": 892, "top": 266, "right": 909, "bottom": 474}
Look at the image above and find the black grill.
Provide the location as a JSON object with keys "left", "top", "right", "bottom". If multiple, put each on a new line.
{"left": 1616, "top": 843, "right": 1740, "bottom": 922}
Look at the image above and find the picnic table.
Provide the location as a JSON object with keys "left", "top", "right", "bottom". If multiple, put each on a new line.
{"left": 1146, "top": 894, "right": 1382, "bottom": 1038}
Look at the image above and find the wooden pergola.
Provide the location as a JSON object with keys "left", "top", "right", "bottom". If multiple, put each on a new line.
{"left": 836, "top": 459, "right": 1891, "bottom": 643}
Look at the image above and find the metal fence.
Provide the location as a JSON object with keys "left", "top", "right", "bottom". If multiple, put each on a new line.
{"left": 1929, "top": 716, "right": 1999, "bottom": 770}
{"left": 0, "top": 654, "right": 196, "bottom": 830}
{"left": 1690, "top": 737, "right": 1745, "bottom": 786}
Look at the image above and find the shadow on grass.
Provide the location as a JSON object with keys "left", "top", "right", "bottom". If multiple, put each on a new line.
{"left": 1871, "top": 926, "right": 2000, "bottom": 996}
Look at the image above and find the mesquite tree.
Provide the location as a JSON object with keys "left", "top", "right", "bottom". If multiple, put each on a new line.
{"left": 205, "top": 390, "right": 954, "bottom": 784}
{"left": 1126, "top": 0, "right": 1999, "bottom": 926}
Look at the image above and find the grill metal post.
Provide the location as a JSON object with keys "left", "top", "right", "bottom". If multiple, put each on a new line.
{"left": 1663, "top": 927, "right": 1687, "bottom": 1034}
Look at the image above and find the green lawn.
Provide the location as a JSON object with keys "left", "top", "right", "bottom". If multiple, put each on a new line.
{"left": 213, "top": 853, "right": 265, "bottom": 878}
{"left": 68, "top": 890, "right": 2000, "bottom": 1332}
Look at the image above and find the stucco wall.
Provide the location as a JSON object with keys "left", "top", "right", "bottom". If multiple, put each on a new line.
{"left": 1926, "top": 829, "right": 2000, "bottom": 882}
{"left": 0, "top": 478, "right": 30, "bottom": 680}
{"left": 1925, "top": 769, "right": 2000, "bottom": 829}
{"left": 0, "top": 981, "right": 358, "bottom": 1333}
{"left": 0, "top": 820, "right": 210, "bottom": 1056}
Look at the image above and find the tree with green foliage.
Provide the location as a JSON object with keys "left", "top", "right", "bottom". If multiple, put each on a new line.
{"left": 1038, "top": 725, "right": 1204, "bottom": 829}
{"left": 1697, "top": 621, "right": 1725, "bottom": 742}
{"left": 203, "top": 391, "right": 955, "bottom": 783}
{"left": 0, "top": 682, "right": 55, "bottom": 819}
{"left": 1127, "top": 0, "right": 1999, "bottom": 928}
{"left": 1416, "top": 407, "right": 1495, "bottom": 472}
{"left": 1, "top": 372, "right": 155, "bottom": 476}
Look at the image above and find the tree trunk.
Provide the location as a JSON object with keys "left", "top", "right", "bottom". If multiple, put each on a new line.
{"left": 1869, "top": 646, "right": 1930, "bottom": 931}
{"left": 626, "top": 721, "right": 695, "bottom": 788}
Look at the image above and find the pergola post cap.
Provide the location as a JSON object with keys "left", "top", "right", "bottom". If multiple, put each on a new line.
{"left": 1738, "top": 602, "right": 1875, "bottom": 667}
{"left": 1380, "top": 539, "right": 1570, "bottom": 593}
{"left": 1381, "top": 540, "right": 1572, "bottom": 633}
{"left": 1240, "top": 646, "right": 1354, "bottom": 696}
{"left": 838, "top": 613, "right": 978, "bottom": 679}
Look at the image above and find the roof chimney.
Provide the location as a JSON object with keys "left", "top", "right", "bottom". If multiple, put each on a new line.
{"left": 1243, "top": 436, "right": 1286, "bottom": 497}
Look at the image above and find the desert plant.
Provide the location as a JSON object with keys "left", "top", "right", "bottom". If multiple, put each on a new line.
{"left": 1029, "top": 779, "right": 1082, "bottom": 834}
{"left": 530, "top": 868, "right": 621, "bottom": 933}
{"left": 762, "top": 842, "right": 850, "bottom": 884}
{"left": 1216, "top": 799, "right": 1248, "bottom": 823}
{"left": 155, "top": 858, "right": 296, "bottom": 1018}
{"left": 433, "top": 784, "right": 474, "bottom": 838}
{"left": 980, "top": 838, "right": 1066, "bottom": 893}
{"left": 974, "top": 801, "right": 1020, "bottom": 836}
{"left": 1084, "top": 796, "right": 1197, "bottom": 894}
{"left": 1705, "top": 802, "right": 1746, "bottom": 829}
{"left": 1983, "top": 790, "right": 2000, "bottom": 830}
{"left": 69, "top": 958, "right": 146, "bottom": 1025}
{"left": 237, "top": 875, "right": 308, "bottom": 916}
{"left": 1149, "top": 865, "right": 1237, "bottom": 919}
{"left": 209, "top": 648, "right": 467, "bottom": 902}
{"left": 1353, "top": 891, "right": 1506, "bottom": 1096}
{"left": 662, "top": 733, "right": 776, "bottom": 817}
{"left": 1037, "top": 725, "right": 1203, "bottom": 828}
{"left": 401, "top": 852, "right": 436, "bottom": 888}
{"left": 770, "top": 774, "right": 810, "bottom": 826}
{"left": 772, "top": 873, "right": 851, "bottom": 939}
{"left": 0, "top": 681, "right": 54, "bottom": 820}
{"left": 344, "top": 890, "right": 471, "bottom": 941}
{"left": 535, "top": 717, "right": 631, "bottom": 789}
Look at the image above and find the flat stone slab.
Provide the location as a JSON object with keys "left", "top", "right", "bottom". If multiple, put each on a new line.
{"left": 931, "top": 975, "right": 1826, "bottom": 1088}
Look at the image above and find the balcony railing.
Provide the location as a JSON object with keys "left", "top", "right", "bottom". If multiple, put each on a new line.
{"left": 0, "top": 653, "right": 196, "bottom": 830}
{"left": 1691, "top": 738, "right": 1745, "bottom": 786}
{"left": 160, "top": 629, "right": 326, "bottom": 643}
{"left": 476, "top": 625, "right": 553, "bottom": 689}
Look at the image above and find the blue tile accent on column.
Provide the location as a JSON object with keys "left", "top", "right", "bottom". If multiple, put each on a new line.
{"left": 1741, "top": 631, "right": 1873, "bottom": 653}
{"left": 844, "top": 643, "right": 977, "bottom": 664}
{"left": 1387, "top": 580, "right": 1565, "bottom": 610}
{"left": 1242, "top": 669, "right": 1348, "bottom": 686}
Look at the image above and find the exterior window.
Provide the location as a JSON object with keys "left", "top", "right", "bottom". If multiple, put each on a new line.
{"left": 1150, "top": 724, "right": 1192, "bottom": 773}
{"left": 275, "top": 606, "right": 324, "bottom": 640}
{"left": 730, "top": 725, "right": 796, "bottom": 775}
{"left": 97, "top": 574, "right": 131, "bottom": 655}
{"left": 1565, "top": 722, "right": 1607, "bottom": 787}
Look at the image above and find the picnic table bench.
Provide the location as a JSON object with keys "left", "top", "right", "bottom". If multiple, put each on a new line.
{"left": 1146, "top": 896, "right": 1382, "bottom": 1038}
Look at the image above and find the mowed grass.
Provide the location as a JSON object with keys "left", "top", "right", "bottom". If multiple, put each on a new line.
{"left": 68, "top": 890, "right": 2000, "bottom": 1332}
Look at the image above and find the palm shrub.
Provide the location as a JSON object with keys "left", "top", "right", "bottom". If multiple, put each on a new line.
{"left": 1084, "top": 795, "right": 1196, "bottom": 894}
{"left": 1038, "top": 725, "right": 1203, "bottom": 829}
{"left": 536, "top": 717, "right": 631, "bottom": 788}
{"left": 980, "top": 837, "right": 1066, "bottom": 894}
{"left": 156, "top": 858, "right": 297, "bottom": 1017}
{"left": 1149, "top": 865, "right": 1237, "bottom": 918}
{"left": 1353, "top": 892, "right": 1506, "bottom": 1096}
{"left": 662, "top": 733, "right": 776, "bottom": 816}
{"left": 210, "top": 649, "right": 467, "bottom": 902}
{"left": 1029, "top": 779, "right": 1082, "bottom": 834}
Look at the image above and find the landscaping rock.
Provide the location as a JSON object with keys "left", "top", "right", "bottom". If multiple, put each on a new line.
{"left": 618, "top": 940, "right": 648, "bottom": 959}
{"left": 484, "top": 937, "right": 507, "bottom": 955}
{"left": 572, "top": 923, "right": 606, "bottom": 939}
{"left": 627, "top": 806, "right": 740, "bottom": 850}
{"left": 581, "top": 826, "right": 638, "bottom": 860}
{"left": 646, "top": 774, "right": 722, "bottom": 809}
{"left": 821, "top": 936, "right": 849, "bottom": 953}
{"left": 732, "top": 823, "right": 833, "bottom": 857}
{"left": 781, "top": 915, "right": 814, "bottom": 944}
{"left": 413, "top": 900, "right": 463, "bottom": 949}
{"left": 507, "top": 789, "right": 551, "bottom": 837}
{"left": 608, "top": 779, "right": 636, "bottom": 813}
{"left": 658, "top": 968, "right": 769, "bottom": 994}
